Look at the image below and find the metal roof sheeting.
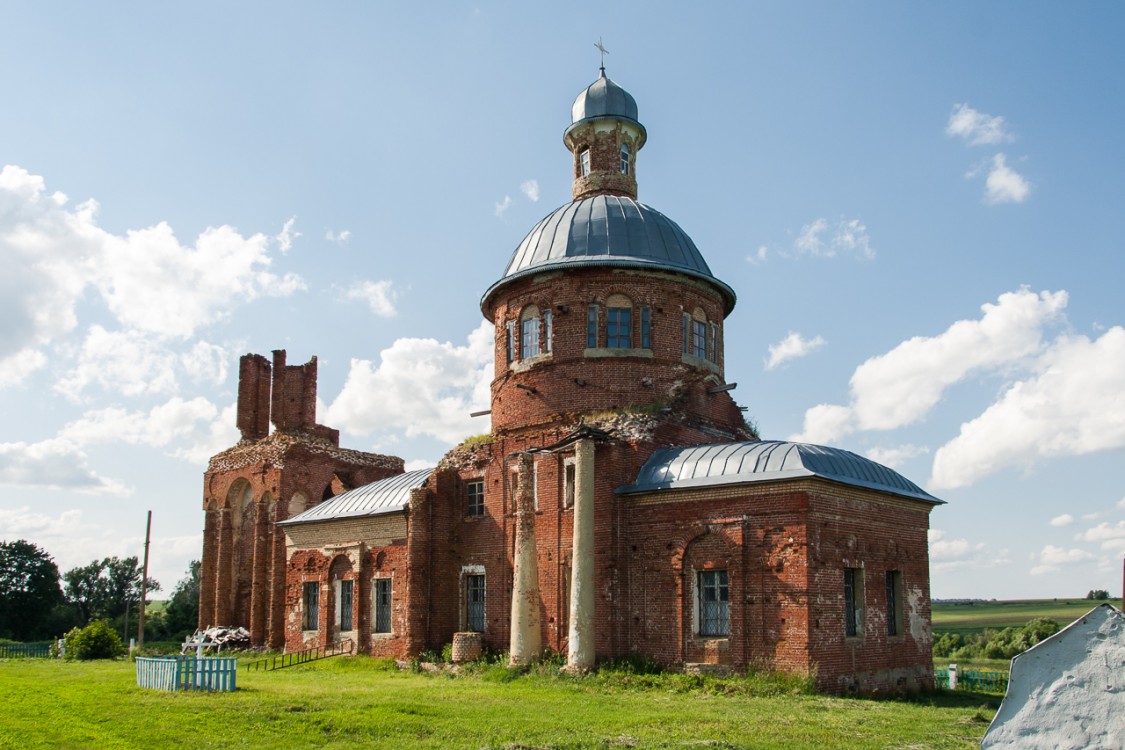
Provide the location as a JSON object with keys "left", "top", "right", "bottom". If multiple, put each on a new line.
{"left": 278, "top": 468, "right": 434, "bottom": 526}
{"left": 618, "top": 441, "right": 942, "bottom": 504}
{"left": 481, "top": 195, "right": 736, "bottom": 314}
{"left": 571, "top": 72, "right": 640, "bottom": 125}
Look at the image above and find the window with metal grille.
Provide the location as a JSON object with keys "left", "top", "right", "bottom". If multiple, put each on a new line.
{"left": 338, "top": 579, "right": 353, "bottom": 630}
{"left": 607, "top": 306, "right": 632, "bottom": 348}
{"left": 465, "top": 574, "right": 485, "bottom": 632}
{"left": 374, "top": 578, "right": 392, "bottom": 633}
{"left": 302, "top": 582, "right": 319, "bottom": 631}
{"left": 466, "top": 479, "right": 484, "bottom": 516}
{"left": 698, "top": 570, "right": 729, "bottom": 636}
{"left": 886, "top": 570, "right": 903, "bottom": 637}
{"left": 845, "top": 568, "right": 863, "bottom": 638}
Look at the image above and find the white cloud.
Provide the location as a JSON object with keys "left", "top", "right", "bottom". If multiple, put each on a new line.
{"left": 946, "top": 103, "right": 1013, "bottom": 146}
{"left": 59, "top": 397, "right": 219, "bottom": 448}
{"left": 1075, "top": 521, "right": 1125, "bottom": 544}
{"left": 0, "top": 164, "right": 306, "bottom": 357}
{"left": 0, "top": 438, "right": 128, "bottom": 495}
{"left": 928, "top": 529, "right": 1011, "bottom": 573}
{"left": 931, "top": 325, "right": 1125, "bottom": 489}
{"left": 55, "top": 326, "right": 180, "bottom": 400}
{"left": 864, "top": 444, "right": 929, "bottom": 470}
{"left": 275, "top": 216, "right": 300, "bottom": 253}
{"left": 404, "top": 458, "right": 437, "bottom": 472}
{"left": 1049, "top": 514, "right": 1074, "bottom": 527}
{"left": 520, "top": 180, "right": 540, "bottom": 202}
{"left": 494, "top": 195, "right": 512, "bottom": 218}
{"left": 765, "top": 332, "right": 826, "bottom": 370}
{"left": 0, "top": 348, "right": 47, "bottom": 388}
{"left": 1030, "top": 544, "right": 1095, "bottom": 576}
{"left": 746, "top": 246, "right": 768, "bottom": 265}
{"left": 983, "top": 153, "right": 1031, "bottom": 204}
{"left": 344, "top": 280, "right": 398, "bottom": 317}
{"left": 1118, "top": 497, "right": 1125, "bottom": 510}
{"left": 791, "top": 217, "right": 874, "bottom": 260}
{"left": 794, "top": 288, "right": 1067, "bottom": 444}
{"left": 324, "top": 322, "right": 493, "bottom": 445}
{"left": 174, "top": 402, "right": 239, "bottom": 465}
{"left": 325, "top": 229, "right": 352, "bottom": 246}
{"left": 180, "top": 340, "right": 229, "bottom": 386}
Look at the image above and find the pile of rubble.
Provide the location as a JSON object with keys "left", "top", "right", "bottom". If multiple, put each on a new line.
{"left": 181, "top": 626, "right": 251, "bottom": 654}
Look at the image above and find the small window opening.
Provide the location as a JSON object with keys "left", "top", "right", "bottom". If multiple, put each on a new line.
{"left": 373, "top": 578, "right": 392, "bottom": 633}
{"left": 698, "top": 570, "right": 730, "bottom": 637}
{"left": 580, "top": 149, "right": 591, "bottom": 177}
{"left": 466, "top": 479, "right": 484, "bottom": 516}
{"left": 302, "top": 582, "right": 319, "bottom": 631}
{"left": 620, "top": 143, "right": 630, "bottom": 175}
{"left": 465, "top": 574, "right": 485, "bottom": 632}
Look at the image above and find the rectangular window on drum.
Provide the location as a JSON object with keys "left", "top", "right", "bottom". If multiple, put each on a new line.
{"left": 640, "top": 306, "right": 651, "bottom": 348}
{"left": 587, "top": 306, "right": 598, "bottom": 348}
{"left": 607, "top": 307, "right": 632, "bottom": 348}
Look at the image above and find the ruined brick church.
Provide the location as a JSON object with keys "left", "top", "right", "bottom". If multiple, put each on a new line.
{"left": 198, "top": 67, "right": 941, "bottom": 692}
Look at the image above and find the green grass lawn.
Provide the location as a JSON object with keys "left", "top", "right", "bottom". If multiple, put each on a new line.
{"left": 931, "top": 598, "right": 1121, "bottom": 637}
{"left": 0, "top": 656, "right": 996, "bottom": 750}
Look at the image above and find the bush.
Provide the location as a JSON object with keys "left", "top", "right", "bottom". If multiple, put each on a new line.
{"left": 933, "top": 618, "right": 1060, "bottom": 660}
{"left": 63, "top": 619, "right": 124, "bottom": 660}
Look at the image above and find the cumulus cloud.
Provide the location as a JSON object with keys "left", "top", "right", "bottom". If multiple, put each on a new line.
{"left": 931, "top": 325, "right": 1125, "bottom": 489}
{"left": 928, "top": 529, "right": 1011, "bottom": 573}
{"left": 1118, "top": 497, "right": 1125, "bottom": 510}
{"left": 983, "top": 154, "right": 1032, "bottom": 204}
{"left": 344, "top": 280, "right": 398, "bottom": 317}
{"left": 324, "top": 322, "right": 493, "bottom": 445}
{"left": 746, "top": 246, "right": 768, "bottom": 265}
{"left": 792, "top": 217, "right": 874, "bottom": 260}
{"left": 520, "top": 180, "right": 540, "bottom": 202}
{"left": 765, "top": 332, "right": 826, "bottom": 370}
{"left": 494, "top": 195, "right": 512, "bottom": 218}
{"left": 946, "top": 103, "right": 1013, "bottom": 145}
{"left": 0, "top": 438, "right": 128, "bottom": 495}
{"left": 1030, "top": 544, "right": 1095, "bottom": 576}
{"left": 173, "top": 402, "right": 239, "bottom": 465}
{"left": 1049, "top": 514, "right": 1074, "bottom": 527}
{"left": 794, "top": 288, "right": 1067, "bottom": 444}
{"left": 1075, "top": 521, "right": 1125, "bottom": 544}
{"left": 0, "top": 163, "right": 306, "bottom": 371}
{"left": 325, "top": 229, "right": 351, "bottom": 245}
{"left": 59, "top": 397, "right": 220, "bottom": 448}
{"left": 864, "top": 444, "right": 929, "bottom": 470}
{"left": 275, "top": 216, "right": 300, "bottom": 253}
{"left": 180, "top": 340, "right": 229, "bottom": 386}
{"left": 55, "top": 326, "right": 180, "bottom": 400}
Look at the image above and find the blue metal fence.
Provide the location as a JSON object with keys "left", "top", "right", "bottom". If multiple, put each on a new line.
{"left": 934, "top": 668, "right": 1008, "bottom": 692}
{"left": 0, "top": 642, "right": 51, "bottom": 658}
{"left": 136, "top": 656, "right": 237, "bottom": 692}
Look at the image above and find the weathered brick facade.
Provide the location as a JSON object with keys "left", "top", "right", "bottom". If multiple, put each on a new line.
{"left": 197, "top": 69, "right": 939, "bottom": 693}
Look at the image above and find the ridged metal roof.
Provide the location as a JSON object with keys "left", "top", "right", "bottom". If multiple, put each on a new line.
{"left": 481, "top": 195, "right": 736, "bottom": 315}
{"left": 618, "top": 441, "right": 942, "bottom": 504}
{"left": 570, "top": 71, "right": 641, "bottom": 126}
{"left": 278, "top": 468, "right": 433, "bottom": 526}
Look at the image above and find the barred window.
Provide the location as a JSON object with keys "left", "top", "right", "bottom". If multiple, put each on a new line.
{"left": 845, "top": 568, "right": 864, "bottom": 638}
{"left": 302, "top": 582, "right": 319, "bottom": 631}
{"left": 886, "top": 571, "right": 903, "bottom": 637}
{"left": 373, "top": 578, "right": 392, "bottom": 634}
{"left": 337, "top": 579, "right": 353, "bottom": 631}
{"left": 697, "top": 570, "right": 730, "bottom": 637}
{"left": 465, "top": 574, "right": 485, "bottom": 633}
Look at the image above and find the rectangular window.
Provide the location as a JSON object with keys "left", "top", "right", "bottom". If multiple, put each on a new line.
{"left": 373, "top": 578, "right": 392, "bottom": 633}
{"left": 580, "top": 149, "right": 590, "bottom": 176}
{"left": 587, "top": 305, "right": 598, "bottom": 348}
{"left": 845, "top": 568, "right": 864, "bottom": 638}
{"left": 466, "top": 479, "right": 484, "bottom": 516}
{"left": 506, "top": 321, "right": 515, "bottom": 363}
{"left": 698, "top": 570, "right": 730, "bottom": 637}
{"left": 692, "top": 320, "right": 707, "bottom": 359}
{"left": 520, "top": 316, "right": 540, "bottom": 358}
{"left": 544, "top": 309, "right": 553, "bottom": 353}
{"left": 620, "top": 144, "right": 630, "bottom": 175}
{"left": 466, "top": 574, "right": 485, "bottom": 632}
{"left": 886, "top": 571, "right": 903, "bottom": 637}
{"left": 607, "top": 307, "right": 632, "bottom": 348}
{"left": 640, "top": 305, "right": 651, "bottom": 349}
{"left": 302, "top": 582, "right": 319, "bottom": 631}
{"left": 563, "top": 462, "right": 576, "bottom": 508}
{"left": 338, "top": 579, "right": 353, "bottom": 631}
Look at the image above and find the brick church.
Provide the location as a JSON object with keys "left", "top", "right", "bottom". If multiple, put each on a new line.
{"left": 197, "top": 66, "right": 941, "bottom": 692}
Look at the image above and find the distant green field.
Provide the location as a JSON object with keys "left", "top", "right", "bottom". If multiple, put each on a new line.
{"left": 932, "top": 598, "right": 1121, "bottom": 636}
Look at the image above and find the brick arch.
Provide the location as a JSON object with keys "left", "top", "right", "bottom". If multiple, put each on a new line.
{"left": 680, "top": 528, "right": 742, "bottom": 667}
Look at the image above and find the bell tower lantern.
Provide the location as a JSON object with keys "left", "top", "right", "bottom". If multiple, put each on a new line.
{"left": 563, "top": 67, "right": 648, "bottom": 201}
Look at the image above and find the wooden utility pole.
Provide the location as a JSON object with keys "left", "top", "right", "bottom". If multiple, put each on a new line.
{"left": 137, "top": 511, "right": 152, "bottom": 651}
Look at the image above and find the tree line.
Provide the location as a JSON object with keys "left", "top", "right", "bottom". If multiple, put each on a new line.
{"left": 0, "top": 539, "right": 199, "bottom": 643}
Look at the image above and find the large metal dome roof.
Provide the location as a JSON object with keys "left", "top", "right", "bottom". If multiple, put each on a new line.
{"left": 618, "top": 440, "right": 942, "bottom": 504}
{"left": 481, "top": 195, "right": 736, "bottom": 315}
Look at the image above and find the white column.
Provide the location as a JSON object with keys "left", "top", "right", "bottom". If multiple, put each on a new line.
{"left": 567, "top": 438, "right": 595, "bottom": 671}
{"left": 509, "top": 453, "right": 541, "bottom": 665}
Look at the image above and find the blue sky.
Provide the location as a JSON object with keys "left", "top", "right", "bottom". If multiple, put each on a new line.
{"left": 1, "top": 2, "right": 1123, "bottom": 600}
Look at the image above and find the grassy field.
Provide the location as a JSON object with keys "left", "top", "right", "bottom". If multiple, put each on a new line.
{"left": 931, "top": 598, "right": 1121, "bottom": 636}
{"left": 0, "top": 656, "right": 997, "bottom": 750}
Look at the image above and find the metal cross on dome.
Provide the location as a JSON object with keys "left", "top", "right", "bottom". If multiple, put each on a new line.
{"left": 595, "top": 37, "right": 609, "bottom": 72}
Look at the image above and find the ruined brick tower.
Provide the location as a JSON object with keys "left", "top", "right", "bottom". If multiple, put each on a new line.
{"left": 197, "top": 350, "right": 402, "bottom": 647}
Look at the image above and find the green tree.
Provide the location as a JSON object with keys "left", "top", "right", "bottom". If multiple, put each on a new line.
{"left": 162, "top": 560, "right": 201, "bottom": 640}
{"left": 0, "top": 540, "right": 65, "bottom": 641}
{"left": 63, "top": 556, "right": 160, "bottom": 626}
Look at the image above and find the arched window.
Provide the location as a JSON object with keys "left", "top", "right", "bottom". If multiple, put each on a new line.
{"left": 620, "top": 143, "right": 630, "bottom": 175}
{"left": 606, "top": 294, "right": 633, "bottom": 348}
